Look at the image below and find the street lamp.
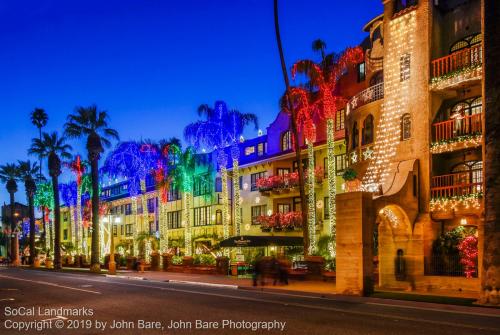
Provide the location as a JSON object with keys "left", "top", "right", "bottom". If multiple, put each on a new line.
{"left": 103, "top": 215, "right": 121, "bottom": 275}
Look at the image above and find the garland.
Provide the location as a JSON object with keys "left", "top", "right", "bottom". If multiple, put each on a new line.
{"left": 430, "top": 133, "right": 482, "bottom": 154}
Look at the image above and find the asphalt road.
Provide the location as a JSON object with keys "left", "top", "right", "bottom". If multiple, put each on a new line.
{"left": 0, "top": 268, "right": 499, "bottom": 335}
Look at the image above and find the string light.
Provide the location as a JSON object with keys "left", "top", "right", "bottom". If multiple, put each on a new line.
{"left": 430, "top": 134, "right": 482, "bottom": 154}
{"left": 231, "top": 145, "right": 242, "bottom": 237}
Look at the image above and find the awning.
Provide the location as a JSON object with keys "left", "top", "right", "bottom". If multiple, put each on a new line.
{"left": 219, "top": 235, "right": 304, "bottom": 248}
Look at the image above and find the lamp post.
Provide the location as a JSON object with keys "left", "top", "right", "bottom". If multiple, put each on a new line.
{"left": 104, "top": 214, "right": 121, "bottom": 275}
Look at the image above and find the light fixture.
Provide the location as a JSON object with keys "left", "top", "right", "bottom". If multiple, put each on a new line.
{"left": 255, "top": 196, "right": 261, "bottom": 204}
{"left": 243, "top": 182, "right": 249, "bottom": 190}
{"left": 460, "top": 217, "right": 467, "bottom": 225}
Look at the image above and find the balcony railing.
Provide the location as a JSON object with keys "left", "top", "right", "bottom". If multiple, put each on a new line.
{"left": 256, "top": 167, "right": 324, "bottom": 193}
{"left": 433, "top": 113, "right": 482, "bottom": 142}
{"left": 256, "top": 211, "right": 303, "bottom": 232}
{"left": 431, "top": 44, "right": 482, "bottom": 79}
{"left": 347, "top": 82, "right": 384, "bottom": 113}
{"left": 431, "top": 170, "right": 483, "bottom": 199}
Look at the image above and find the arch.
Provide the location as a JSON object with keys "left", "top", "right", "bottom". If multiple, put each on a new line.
{"left": 281, "top": 131, "right": 292, "bottom": 151}
{"left": 362, "top": 114, "right": 374, "bottom": 145}
{"left": 352, "top": 122, "right": 359, "bottom": 149}
{"left": 450, "top": 33, "right": 482, "bottom": 53}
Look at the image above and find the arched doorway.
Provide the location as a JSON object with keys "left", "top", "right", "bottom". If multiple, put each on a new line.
{"left": 375, "top": 204, "right": 415, "bottom": 289}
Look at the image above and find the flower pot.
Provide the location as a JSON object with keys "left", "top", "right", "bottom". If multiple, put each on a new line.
{"left": 151, "top": 252, "right": 160, "bottom": 271}
{"left": 33, "top": 258, "right": 41, "bottom": 268}
{"left": 162, "top": 253, "right": 173, "bottom": 271}
{"left": 45, "top": 258, "right": 53, "bottom": 269}
{"left": 182, "top": 256, "right": 194, "bottom": 266}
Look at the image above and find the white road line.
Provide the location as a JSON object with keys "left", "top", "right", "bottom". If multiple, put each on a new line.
{"left": 0, "top": 298, "right": 15, "bottom": 301}
{"left": 0, "top": 274, "right": 101, "bottom": 295}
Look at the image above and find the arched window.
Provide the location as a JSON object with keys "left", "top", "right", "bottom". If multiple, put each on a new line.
{"left": 215, "top": 209, "right": 222, "bottom": 225}
{"left": 352, "top": 122, "right": 359, "bottom": 149}
{"left": 362, "top": 115, "right": 374, "bottom": 145}
{"left": 451, "top": 160, "right": 483, "bottom": 187}
{"left": 450, "top": 33, "right": 482, "bottom": 53}
{"left": 401, "top": 114, "right": 411, "bottom": 141}
{"left": 281, "top": 131, "right": 292, "bottom": 151}
{"left": 370, "top": 71, "right": 383, "bottom": 86}
{"left": 394, "top": 0, "right": 418, "bottom": 14}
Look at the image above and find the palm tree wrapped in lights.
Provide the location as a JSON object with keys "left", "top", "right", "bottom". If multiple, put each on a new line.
{"left": 138, "top": 140, "right": 160, "bottom": 234}
{"left": 292, "top": 43, "right": 364, "bottom": 256}
{"left": 29, "top": 132, "right": 73, "bottom": 270}
{"left": 66, "top": 156, "right": 87, "bottom": 254}
{"left": 168, "top": 146, "right": 196, "bottom": 256}
{"left": 60, "top": 182, "right": 78, "bottom": 251}
{"left": 34, "top": 182, "right": 53, "bottom": 253}
{"left": 17, "top": 160, "right": 40, "bottom": 265}
{"left": 64, "top": 105, "right": 119, "bottom": 273}
{"left": 102, "top": 141, "right": 142, "bottom": 255}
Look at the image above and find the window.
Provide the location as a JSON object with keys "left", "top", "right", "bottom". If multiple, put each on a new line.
{"left": 324, "top": 197, "right": 330, "bottom": 220}
{"left": 113, "top": 225, "right": 117, "bottom": 237}
{"left": 168, "top": 187, "right": 181, "bottom": 201}
{"left": 245, "top": 146, "right": 255, "bottom": 156}
{"left": 193, "top": 174, "right": 210, "bottom": 197}
{"left": 281, "top": 131, "right": 292, "bottom": 151}
{"left": 292, "top": 159, "right": 308, "bottom": 172}
{"left": 215, "top": 177, "right": 222, "bottom": 193}
{"left": 251, "top": 171, "right": 266, "bottom": 191}
{"left": 335, "top": 154, "right": 347, "bottom": 174}
{"left": 362, "top": 115, "right": 374, "bottom": 145}
{"left": 125, "top": 224, "right": 133, "bottom": 236}
{"left": 352, "top": 122, "right": 359, "bottom": 149}
{"left": 215, "top": 209, "right": 222, "bottom": 225}
{"left": 63, "top": 229, "right": 68, "bottom": 240}
{"left": 400, "top": 53, "right": 411, "bottom": 82}
{"left": 357, "top": 62, "right": 366, "bottom": 82}
{"left": 257, "top": 143, "right": 265, "bottom": 156}
{"left": 147, "top": 197, "right": 156, "bottom": 213}
{"left": 450, "top": 33, "right": 482, "bottom": 53}
{"left": 125, "top": 203, "right": 132, "bottom": 215}
{"left": 251, "top": 205, "right": 267, "bottom": 224}
{"left": 370, "top": 71, "right": 383, "bottom": 86}
{"left": 120, "top": 225, "right": 124, "bottom": 235}
{"left": 167, "top": 211, "right": 182, "bottom": 229}
{"left": 394, "top": 0, "right": 418, "bottom": 14}
{"left": 276, "top": 168, "right": 290, "bottom": 176}
{"left": 277, "top": 204, "right": 291, "bottom": 214}
{"left": 335, "top": 109, "right": 345, "bottom": 131}
{"left": 401, "top": 114, "right": 411, "bottom": 140}
{"left": 194, "top": 206, "right": 211, "bottom": 226}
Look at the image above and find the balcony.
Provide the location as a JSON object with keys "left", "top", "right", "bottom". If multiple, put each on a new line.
{"left": 256, "top": 211, "right": 303, "bottom": 232}
{"left": 430, "top": 171, "right": 483, "bottom": 199}
{"left": 347, "top": 82, "right": 384, "bottom": 114}
{"left": 430, "top": 44, "right": 482, "bottom": 91}
{"left": 256, "top": 167, "right": 324, "bottom": 195}
{"left": 431, "top": 114, "right": 482, "bottom": 153}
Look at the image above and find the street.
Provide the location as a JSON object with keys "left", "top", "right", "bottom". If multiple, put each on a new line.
{"left": 0, "top": 268, "right": 499, "bottom": 334}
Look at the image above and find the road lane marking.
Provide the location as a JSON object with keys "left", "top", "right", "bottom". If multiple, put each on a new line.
{"left": 0, "top": 274, "right": 101, "bottom": 294}
{"left": 0, "top": 298, "right": 15, "bottom": 301}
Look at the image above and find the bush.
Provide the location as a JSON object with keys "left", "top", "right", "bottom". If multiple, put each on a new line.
{"left": 342, "top": 168, "right": 357, "bottom": 181}
{"left": 193, "top": 254, "right": 216, "bottom": 266}
{"left": 171, "top": 255, "right": 183, "bottom": 265}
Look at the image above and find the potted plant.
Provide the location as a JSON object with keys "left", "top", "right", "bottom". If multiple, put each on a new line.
{"left": 342, "top": 168, "right": 361, "bottom": 192}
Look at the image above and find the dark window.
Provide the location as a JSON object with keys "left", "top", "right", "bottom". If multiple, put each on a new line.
{"left": 194, "top": 206, "right": 211, "bottom": 227}
{"left": 335, "top": 109, "right": 345, "bottom": 131}
{"left": 362, "top": 115, "right": 374, "bottom": 145}
{"left": 281, "top": 131, "right": 292, "bottom": 151}
{"left": 335, "top": 154, "right": 347, "bottom": 174}
{"left": 215, "top": 209, "right": 222, "bottom": 225}
{"left": 400, "top": 53, "right": 411, "bottom": 81}
{"left": 168, "top": 187, "right": 181, "bottom": 201}
{"left": 324, "top": 197, "right": 330, "bottom": 220}
{"left": 251, "top": 205, "right": 267, "bottom": 224}
{"left": 147, "top": 197, "right": 156, "bottom": 213}
{"left": 370, "top": 71, "right": 384, "bottom": 86}
{"left": 357, "top": 62, "right": 366, "bottom": 82}
{"left": 167, "top": 211, "right": 182, "bottom": 229}
{"left": 113, "top": 225, "right": 117, "bottom": 237}
{"left": 193, "top": 174, "right": 210, "bottom": 197}
{"left": 125, "top": 203, "right": 132, "bottom": 215}
{"left": 352, "top": 122, "right": 359, "bottom": 149}
{"left": 63, "top": 229, "right": 68, "bottom": 240}
{"left": 401, "top": 114, "right": 411, "bottom": 140}
{"left": 251, "top": 171, "right": 267, "bottom": 191}
{"left": 120, "top": 225, "right": 124, "bottom": 235}
{"left": 277, "top": 203, "right": 291, "bottom": 214}
{"left": 125, "top": 224, "right": 133, "bottom": 236}
{"left": 292, "top": 159, "right": 308, "bottom": 172}
{"left": 215, "top": 177, "right": 222, "bottom": 193}
{"left": 394, "top": 0, "right": 418, "bottom": 14}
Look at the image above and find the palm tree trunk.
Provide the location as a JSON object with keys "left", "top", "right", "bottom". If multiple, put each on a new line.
{"left": 232, "top": 158, "right": 241, "bottom": 237}
{"left": 480, "top": 0, "right": 500, "bottom": 305}
{"left": 51, "top": 176, "right": 62, "bottom": 270}
{"left": 183, "top": 192, "right": 192, "bottom": 256}
{"left": 306, "top": 141, "right": 316, "bottom": 254}
{"left": 76, "top": 186, "right": 82, "bottom": 254}
{"left": 9, "top": 192, "right": 18, "bottom": 264}
{"left": 140, "top": 179, "right": 148, "bottom": 234}
{"left": 28, "top": 194, "right": 36, "bottom": 265}
{"left": 89, "top": 157, "right": 100, "bottom": 272}
{"left": 132, "top": 197, "right": 138, "bottom": 256}
{"left": 326, "top": 119, "right": 337, "bottom": 257}
{"left": 41, "top": 207, "right": 47, "bottom": 252}
{"left": 274, "top": 0, "right": 309, "bottom": 255}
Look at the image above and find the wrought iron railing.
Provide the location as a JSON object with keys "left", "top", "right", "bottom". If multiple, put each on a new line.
{"left": 347, "top": 82, "right": 384, "bottom": 112}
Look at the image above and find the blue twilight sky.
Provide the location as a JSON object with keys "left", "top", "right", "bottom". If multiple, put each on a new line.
{"left": 0, "top": 0, "right": 383, "bottom": 206}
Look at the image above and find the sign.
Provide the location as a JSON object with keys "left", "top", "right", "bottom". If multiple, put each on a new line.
{"left": 235, "top": 254, "right": 245, "bottom": 262}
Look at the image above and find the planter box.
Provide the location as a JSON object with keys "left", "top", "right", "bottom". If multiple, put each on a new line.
{"left": 162, "top": 253, "right": 173, "bottom": 271}
{"left": 151, "top": 253, "right": 161, "bottom": 271}
{"left": 126, "top": 256, "right": 137, "bottom": 270}
{"left": 182, "top": 256, "right": 194, "bottom": 266}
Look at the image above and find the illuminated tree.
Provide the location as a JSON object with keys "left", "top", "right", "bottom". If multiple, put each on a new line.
{"left": 29, "top": 132, "right": 73, "bottom": 269}
{"left": 34, "top": 182, "right": 53, "bottom": 253}
{"left": 17, "top": 160, "right": 40, "bottom": 265}
{"left": 64, "top": 105, "right": 119, "bottom": 272}
{"left": 138, "top": 140, "right": 160, "bottom": 234}
{"left": 60, "top": 182, "right": 77, "bottom": 250}
{"left": 0, "top": 163, "right": 20, "bottom": 262}
{"left": 292, "top": 43, "right": 364, "bottom": 256}
{"left": 66, "top": 155, "right": 87, "bottom": 254}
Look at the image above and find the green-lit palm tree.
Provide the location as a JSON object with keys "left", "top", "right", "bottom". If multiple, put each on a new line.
{"left": 29, "top": 132, "right": 72, "bottom": 270}
{"left": 17, "top": 160, "right": 40, "bottom": 265}
{"left": 64, "top": 105, "right": 119, "bottom": 272}
{"left": 0, "top": 163, "right": 20, "bottom": 263}
{"left": 30, "top": 108, "right": 48, "bottom": 180}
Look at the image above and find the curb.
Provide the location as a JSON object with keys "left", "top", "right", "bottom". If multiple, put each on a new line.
{"left": 162, "top": 279, "right": 238, "bottom": 289}
{"left": 106, "top": 274, "right": 146, "bottom": 281}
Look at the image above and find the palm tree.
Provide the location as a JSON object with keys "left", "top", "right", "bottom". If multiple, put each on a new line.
{"left": 480, "top": 0, "right": 500, "bottom": 306}
{"left": 64, "top": 105, "right": 119, "bottom": 272}
{"left": 292, "top": 43, "right": 363, "bottom": 256}
{"left": 66, "top": 156, "right": 87, "bottom": 254}
{"left": 273, "top": 0, "right": 309, "bottom": 254}
{"left": 17, "top": 160, "right": 40, "bottom": 265}
{"left": 60, "top": 182, "right": 77, "bottom": 251}
{"left": 138, "top": 140, "right": 160, "bottom": 234}
{"left": 102, "top": 141, "right": 142, "bottom": 255}
{"left": 0, "top": 163, "right": 20, "bottom": 263}
{"left": 30, "top": 108, "right": 48, "bottom": 180}
{"left": 34, "top": 182, "right": 53, "bottom": 254}
{"left": 225, "top": 109, "right": 258, "bottom": 237}
{"left": 168, "top": 147, "right": 196, "bottom": 256}
{"left": 29, "top": 132, "right": 72, "bottom": 270}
